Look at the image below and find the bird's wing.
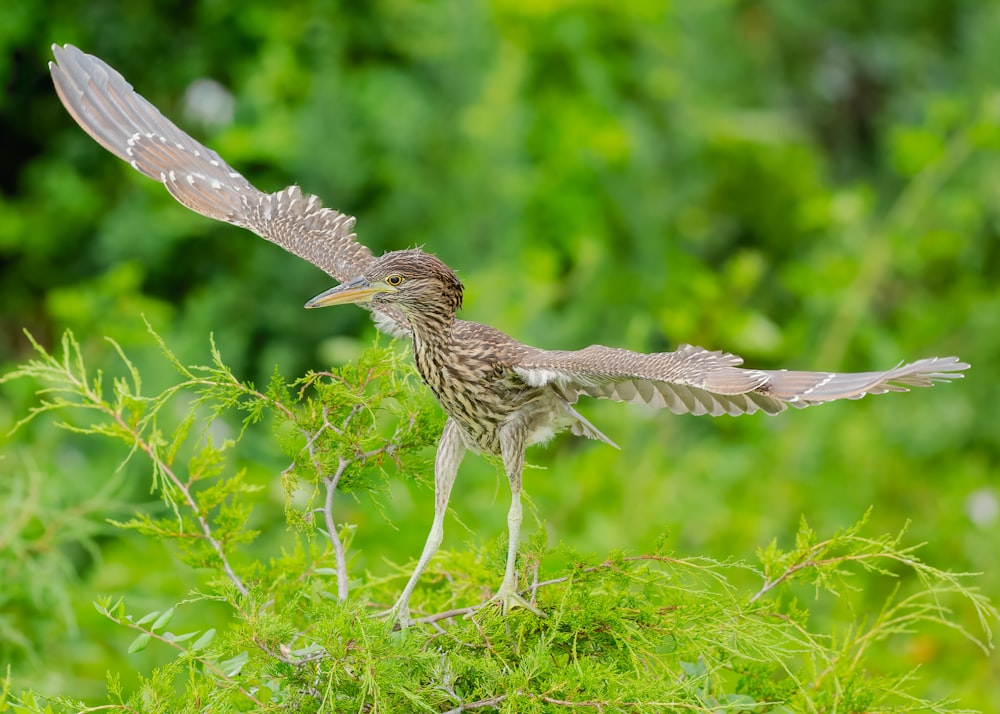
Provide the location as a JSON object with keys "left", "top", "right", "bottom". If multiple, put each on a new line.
{"left": 49, "top": 44, "right": 410, "bottom": 333}
{"left": 512, "top": 343, "right": 969, "bottom": 417}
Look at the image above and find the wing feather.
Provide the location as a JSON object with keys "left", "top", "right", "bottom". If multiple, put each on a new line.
{"left": 48, "top": 45, "right": 409, "bottom": 332}
{"left": 512, "top": 343, "right": 968, "bottom": 417}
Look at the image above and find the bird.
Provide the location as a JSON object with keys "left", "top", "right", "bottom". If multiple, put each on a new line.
{"left": 49, "top": 44, "right": 969, "bottom": 625}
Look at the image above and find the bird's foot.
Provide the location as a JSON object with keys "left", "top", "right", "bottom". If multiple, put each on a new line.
{"left": 486, "top": 582, "right": 544, "bottom": 617}
{"left": 373, "top": 601, "right": 414, "bottom": 630}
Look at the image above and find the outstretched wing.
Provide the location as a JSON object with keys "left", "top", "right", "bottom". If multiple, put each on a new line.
{"left": 512, "top": 343, "right": 969, "bottom": 417}
{"left": 49, "top": 44, "right": 410, "bottom": 333}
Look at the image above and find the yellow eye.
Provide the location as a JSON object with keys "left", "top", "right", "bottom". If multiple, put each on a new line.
{"left": 386, "top": 274, "right": 404, "bottom": 287}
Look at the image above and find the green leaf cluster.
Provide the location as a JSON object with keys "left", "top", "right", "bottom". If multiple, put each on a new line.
{"left": 0, "top": 331, "right": 995, "bottom": 712}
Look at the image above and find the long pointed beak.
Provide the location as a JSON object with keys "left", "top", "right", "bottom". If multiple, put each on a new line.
{"left": 305, "top": 277, "right": 392, "bottom": 309}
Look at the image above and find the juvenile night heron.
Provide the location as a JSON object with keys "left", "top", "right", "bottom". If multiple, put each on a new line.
{"left": 50, "top": 45, "right": 969, "bottom": 624}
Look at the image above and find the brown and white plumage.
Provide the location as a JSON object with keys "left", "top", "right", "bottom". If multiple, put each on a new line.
{"left": 48, "top": 44, "right": 407, "bottom": 333}
{"left": 50, "top": 45, "right": 969, "bottom": 624}
{"left": 511, "top": 344, "right": 967, "bottom": 417}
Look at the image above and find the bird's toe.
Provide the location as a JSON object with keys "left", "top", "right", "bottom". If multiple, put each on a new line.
{"left": 488, "top": 584, "right": 544, "bottom": 617}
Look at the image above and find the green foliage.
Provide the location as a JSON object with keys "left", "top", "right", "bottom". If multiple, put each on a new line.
{"left": 0, "top": 437, "right": 120, "bottom": 674}
{"left": 0, "top": 331, "right": 995, "bottom": 711}
{"left": 2, "top": 1, "right": 999, "bottom": 708}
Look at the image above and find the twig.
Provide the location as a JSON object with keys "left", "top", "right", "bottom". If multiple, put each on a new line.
{"left": 408, "top": 606, "right": 480, "bottom": 628}
{"left": 105, "top": 612, "right": 265, "bottom": 706}
{"left": 750, "top": 549, "right": 916, "bottom": 604}
{"left": 324, "top": 458, "right": 350, "bottom": 601}
{"left": 394, "top": 553, "right": 698, "bottom": 627}
{"left": 254, "top": 636, "right": 328, "bottom": 666}
{"left": 533, "top": 554, "right": 688, "bottom": 590}
{"left": 102, "top": 390, "right": 249, "bottom": 597}
{"left": 441, "top": 695, "right": 507, "bottom": 713}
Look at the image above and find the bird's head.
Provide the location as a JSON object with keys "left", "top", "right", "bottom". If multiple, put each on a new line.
{"left": 305, "top": 249, "right": 464, "bottom": 318}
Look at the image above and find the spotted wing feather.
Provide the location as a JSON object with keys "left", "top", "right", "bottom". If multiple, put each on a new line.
{"left": 48, "top": 44, "right": 409, "bottom": 331}
{"left": 512, "top": 344, "right": 969, "bottom": 417}
{"left": 760, "top": 356, "right": 970, "bottom": 404}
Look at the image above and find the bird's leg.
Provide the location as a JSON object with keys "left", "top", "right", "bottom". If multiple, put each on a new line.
{"left": 381, "top": 418, "right": 465, "bottom": 627}
{"left": 490, "top": 423, "right": 543, "bottom": 616}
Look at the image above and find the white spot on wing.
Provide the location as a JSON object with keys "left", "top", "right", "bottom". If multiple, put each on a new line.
{"left": 513, "top": 367, "right": 564, "bottom": 388}
{"left": 801, "top": 372, "right": 835, "bottom": 396}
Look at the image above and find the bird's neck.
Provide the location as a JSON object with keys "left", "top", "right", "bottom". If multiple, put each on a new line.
{"left": 406, "top": 309, "right": 455, "bottom": 351}
{"left": 406, "top": 310, "right": 456, "bottom": 391}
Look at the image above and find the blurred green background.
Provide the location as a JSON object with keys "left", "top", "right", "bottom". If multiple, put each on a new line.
{"left": 1, "top": 0, "right": 997, "bottom": 707}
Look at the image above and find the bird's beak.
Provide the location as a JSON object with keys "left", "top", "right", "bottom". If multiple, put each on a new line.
{"left": 305, "top": 277, "right": 393, "bottom": 309}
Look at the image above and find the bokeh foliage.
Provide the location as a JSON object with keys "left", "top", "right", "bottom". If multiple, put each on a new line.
{"left": 1, "top": 0, "right": 998, "bottom": 708}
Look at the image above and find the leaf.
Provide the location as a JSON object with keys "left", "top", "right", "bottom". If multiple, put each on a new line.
{"left": 151, "top": 607, "right": 175, "bottom": 632}
{"left": 165, "top": 631, "right": 198, "bottom": 644}
{"left": 220, "top": 651, "right": 249, "bottom": 677}
{"left": 191, "top": 628, "right": 216, "bottom": 652}
{"left": 135, "top": 611, "right": 160, "bottom": 626}
{"left": 128, "top": 633, "right": 152, "bottom": 654}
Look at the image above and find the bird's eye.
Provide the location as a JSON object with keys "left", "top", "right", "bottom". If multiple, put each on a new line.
{"left": 386, "top": 274, "right": 404, "bottom": 287}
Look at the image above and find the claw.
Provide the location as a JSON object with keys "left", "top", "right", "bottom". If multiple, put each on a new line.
{"left": 374, "top": 601, "right": 415, "bottom": 630}
{"left": 487, "top": 582, "right": 545, "bottom": 617}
